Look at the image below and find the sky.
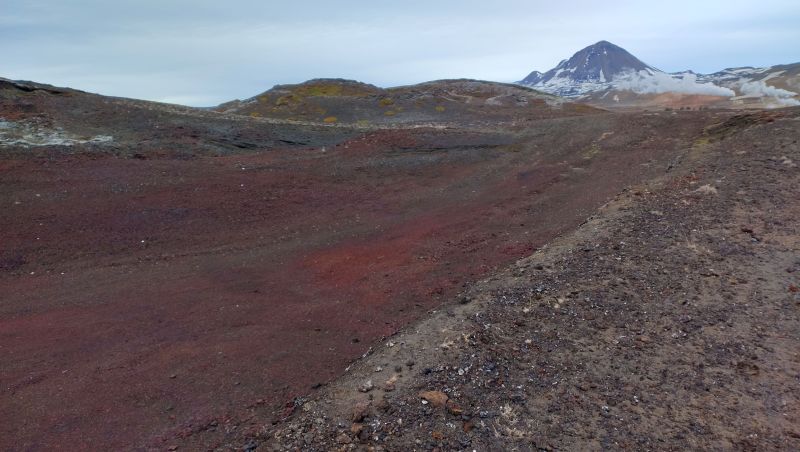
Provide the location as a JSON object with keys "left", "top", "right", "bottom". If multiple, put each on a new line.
{"left": 3, "top": 0, "right": 798, "bottom": 106}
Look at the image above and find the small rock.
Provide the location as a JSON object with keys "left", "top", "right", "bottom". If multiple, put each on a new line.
{"left": 350, "top": 423, "right": 364, "bottom": 435}
{"left": 462, "top": 419, "right": 475, "bottom": 432}
{"left": 384, "top": 375, "right": 398, "bottom": 392}
{"left": 336, "top": 433, "right": 352, "bottom": 444}
{"left": 358, "top": 380, "right": 374, "bottom": 393}
{"left": 446, "top": 399, "right": 463, "bottom": 415}
{"left": 695, "top": 184, "right": 718, "bottom": 195}
{"left": 419, "top": 390, "right": 448, "bottom": 408}
{"left": 351, "top": 401, "right": 370, "bottom": 422}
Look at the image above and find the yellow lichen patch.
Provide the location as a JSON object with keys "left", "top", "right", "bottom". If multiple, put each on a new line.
{"left": 323, "top": 116, "right": 338, "bottom": 123}
{"left": 435, "top": 105, "right": 446, "bottom": 112}
{"left": 693, "top": 137, "right": 712, "bottom": 148}
{"left": 582, "top": 142, "right": 601, "bottom": 159}
{"left": 275, "top": 94, "right": 302, "bottom": 107}
{"left": 570, "top": 103, "right": 600, "bottom": 113}
{"left": 297, "top": 84, "right": 344, "bottom": 97}
{"left": 379, "top": 98, "right": 395, "bottom": 107}
{"left": 384, "top": 110, "right": 396, "bottom": 116}
{"left": 249, "top": 111, "right": 262, "bottom": 118}
{"left": 504, "top": 143, "right": 524, "bottom": 153}
{"left": 356, "top": 119, "right": 370, "bottom": 126}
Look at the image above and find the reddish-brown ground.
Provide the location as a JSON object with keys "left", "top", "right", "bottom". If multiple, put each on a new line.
{"left": 257, "top": 108, "right": 800, "bottom": 451}
{"left": 1, "top": 109, "right": 722, "bottom": 449}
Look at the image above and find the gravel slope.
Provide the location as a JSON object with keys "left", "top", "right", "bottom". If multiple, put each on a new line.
{"left": 226, "top": 108, "right": 800, "bottom": 451}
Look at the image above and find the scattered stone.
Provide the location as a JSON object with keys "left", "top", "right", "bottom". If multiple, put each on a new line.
{"left": 419, "top": 390, "right": 448, "bottom": 408}
{"left": 695, "top": 184, "right": 718, "bottom": 195}
{"left": 462, "top": 419, "right": 475, "bottom": 433}
{"left": 383, "top": 375, "right": 398, "bottom": 392}
{"left": 351, "top": 401, "right": 370, "bottom": 422}
{"left": 446, "top": 399, "right": 463, "bottom": 415}
{"left": 358, "top": 380, "right": 374, "bottom": 393}
{"left": 336, "top": 433, "right": 351, "bottom": 445}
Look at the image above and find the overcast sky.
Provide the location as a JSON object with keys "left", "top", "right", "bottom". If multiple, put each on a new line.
{"left": 3, "top": 1, "right": 798, "bottom": 106}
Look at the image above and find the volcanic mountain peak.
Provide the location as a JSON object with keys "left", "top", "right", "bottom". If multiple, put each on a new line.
{"left": 519, "top": 40, "right": 657, "bottom": 96}
{"left": 519, "top": 41, "right": 800, "bottom": 108}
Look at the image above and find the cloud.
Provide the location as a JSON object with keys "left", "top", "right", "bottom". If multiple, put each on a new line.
{"left": 3, "top": 1, "right": 799, "bottom": 105}
{"left": 739, "top": 80, "right": 800, "bottom": 105}
{"left": 614, "top": 71, "right": 735, "bottom": 96}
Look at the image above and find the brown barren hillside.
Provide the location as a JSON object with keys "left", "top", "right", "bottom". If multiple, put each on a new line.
{"left": 253, "top": 108, "right": 800, "bottom": 451}
{"left": 1, "top": 76, "right": 798, "bottom": 450}
{"left": 215, "top": 78, "right": 600, "bottom": 125}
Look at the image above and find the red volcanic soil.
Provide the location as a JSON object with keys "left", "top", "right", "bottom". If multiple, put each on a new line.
{"left": 1, "top": 112, "right": 719, "bottom": 449}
